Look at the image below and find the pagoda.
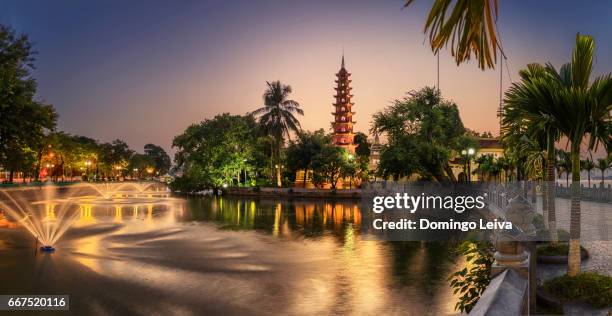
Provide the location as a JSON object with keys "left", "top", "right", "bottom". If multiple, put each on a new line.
{"left": 331, "top": 55, "right": 356, "bottom": 154}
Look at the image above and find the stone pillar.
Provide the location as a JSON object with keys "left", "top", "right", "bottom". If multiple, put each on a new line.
{"left": 491, "top": 194, "right": 537, "bottom": 311}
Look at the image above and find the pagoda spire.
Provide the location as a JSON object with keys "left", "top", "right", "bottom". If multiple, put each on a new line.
{"left": 331, "top": 54, "right": 356, "bottom": 154}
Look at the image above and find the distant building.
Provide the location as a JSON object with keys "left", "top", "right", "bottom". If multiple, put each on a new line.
{"left": 368, "top": 133, "right": 382, "bottom": 174}
{"left": 449, "top": 137, "right": 505, "bottom": 182}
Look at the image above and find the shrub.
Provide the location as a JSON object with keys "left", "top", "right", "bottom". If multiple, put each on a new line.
{"left": 537, "top": 243, "right": 588, "bottom": 258}
{"left": 449, "top": 241, "right": 495, "bottom": 313}
{"left": 543, "top": 272, "right": 612, "bottom": 308}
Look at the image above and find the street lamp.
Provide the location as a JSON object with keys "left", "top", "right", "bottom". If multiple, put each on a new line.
{"left": 466, "top": 148, "right": 475, "bottom": 182}
{"left": 275, "top": 164, "right": 283, "bottom": 187}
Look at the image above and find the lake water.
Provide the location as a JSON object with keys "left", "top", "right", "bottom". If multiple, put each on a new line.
{"left": 0, "top": 191, "right": 462, "bottom": 315}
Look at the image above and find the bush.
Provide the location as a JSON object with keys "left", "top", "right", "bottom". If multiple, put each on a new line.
{"left": 537, "top": 243, "right": 588, "bottom": 258}
{"left": 543, "top": 272, "right": 612, "bottom": 308}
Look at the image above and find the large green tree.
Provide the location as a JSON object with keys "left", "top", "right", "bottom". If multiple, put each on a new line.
{"left": 504, "top": 34, "right": 611, "bottom": 276}
{"left": 0, "top": 25, "right": 57, "bottom": 182}
{"left": 371, "top": 87, "right": 465, "bottom": 181}
{"left": 172, "top": 113, "right": 258, "bottom": 191}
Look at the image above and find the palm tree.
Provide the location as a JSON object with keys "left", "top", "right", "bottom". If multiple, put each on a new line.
{"left": 404, "top": 0, "right": 501, "bottom": 69}
{"left": 252, "top": 81, "right": 304, "bottom": 186}
{"left": 503, "top": 65, "right": 560, "bottom": 243}
{"left": 580, "top": 158, "right": 595, "bottom": 188}
{"left": 595, "top": 157, "right": 610, "bottom": 186}
{"left": 557, "top": 150, "right": 572, "bottom": 187}
{"left": 542, "top": 35, "right": 612, "bottom": 276}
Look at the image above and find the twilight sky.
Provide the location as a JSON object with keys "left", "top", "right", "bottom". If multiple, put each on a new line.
{"left": 1, "top": 0, "right": 611, "bottom": 154}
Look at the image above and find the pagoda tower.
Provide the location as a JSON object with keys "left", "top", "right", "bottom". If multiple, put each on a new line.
{"left": 332, "top": 55, "right": 356, "bottom": 154}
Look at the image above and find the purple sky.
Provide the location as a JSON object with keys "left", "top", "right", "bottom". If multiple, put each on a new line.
{"left": 2, "top": 0, "right": 611, "bottom": 154}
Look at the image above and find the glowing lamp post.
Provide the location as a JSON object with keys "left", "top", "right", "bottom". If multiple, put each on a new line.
{"left": 85, "top": 161, "right": 92, "bottom": 175}
{"left": 461, "top": 148, "right": 476, "bottom": 182}
{"left": 275, "top": 164, "right": 283, "bottom": 187}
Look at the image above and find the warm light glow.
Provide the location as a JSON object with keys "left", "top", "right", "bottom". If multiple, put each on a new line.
{"left": 468, "top": 148, "right": 475, "bottom": 155}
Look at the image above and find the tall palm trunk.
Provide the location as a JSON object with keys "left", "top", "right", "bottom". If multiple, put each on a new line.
{"left": 546, "top": 136, "right": 557, "bottom": 245}
{"left": 568, "top": 146, "right": 582, "bottom": 276}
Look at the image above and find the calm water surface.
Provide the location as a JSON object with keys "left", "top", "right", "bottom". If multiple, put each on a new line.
{"left": 0, "top": 191, "right": 462, "bottom": 315}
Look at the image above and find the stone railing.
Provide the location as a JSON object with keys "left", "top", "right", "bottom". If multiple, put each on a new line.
{"left": 555, "top": 183, "right": 612, "bottom": 203}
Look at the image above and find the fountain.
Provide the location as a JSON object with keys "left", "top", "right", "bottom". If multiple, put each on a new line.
{"left": 0, "top": 186, "right": 81, "bottom": 251}
{"left": 0, "top": 182, "right": 171, "bottom": 251}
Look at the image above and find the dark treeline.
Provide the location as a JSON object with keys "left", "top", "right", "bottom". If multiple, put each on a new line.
{"left": 0, "top": 25, "right": 170, "bottom": 183}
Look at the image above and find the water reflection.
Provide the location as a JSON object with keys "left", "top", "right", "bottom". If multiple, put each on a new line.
{"left": 0, "top": 194, "right": 461, "bottom": 315}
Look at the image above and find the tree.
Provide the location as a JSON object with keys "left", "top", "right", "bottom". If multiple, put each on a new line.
{"left": 128, "top": 153, "right": 156, "bottom": 179}
{"left": 595, "top": 158, "right": 610, "bottom": 186}
{"left": 285, "top": 129, "right": 330, "bottom": 188}
{"left": 0, "top": 25, "right": 57, "bottom": 182}
{"left": 404, "top": 0, "right": 501, "bottom": 69}
{"left": 144, "top": 144, "right": 171, "bottom": 175}
{"left": 371, "top": 87, "right": 464, "bottom": 181}
{"left": 557, "top": 150, "right": 572, "bottom": 186}
{"left": 353, "top": 132, "right": 371, "bottom": 183}
{"left": 581, "top": 158, "right": 595, "bottom": 188}
{"left": 311, "top": 145, "right": 349, "bottom": 189}
{"left": 506, "top": 35, "right": 612, "bottom": 276}
{"left": 376, "top": 136, "right": 421, "bottom": 181}
{"left": 172, "top": 113, "right": 258, "bottom": 191}
{"left": 354, "top": 132, "right": 371, "bottom": 158}
{"left": 252, "top": 81, "right": 303, "bottom": 186}
{"left": 549, "top": 35, "right": 612, "bottom": 276}
{"left": 98, "top": 140, "right": 133, "bottom": 179}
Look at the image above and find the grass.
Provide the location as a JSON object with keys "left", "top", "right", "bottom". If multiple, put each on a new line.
{"left": 543, "top": 272, "right": 612, "bottom": 308}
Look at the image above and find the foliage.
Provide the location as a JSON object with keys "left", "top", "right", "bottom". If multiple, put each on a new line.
{"left": 252, "top": 81, "right": 303, "bottom": 171}
{"left": 371, "top": 87, "right": 464, "bottom": 181}
{"left": 537, "top": 243, "right": 586, "bottom": 257}
{"left": 172, "top": 113, "right": 259, "bottom": 191}
{"left": 448, "top": 240, "right": 495, "bottom": 313}
{"left": 581, "top": 158, "right": 595, "bottom": 186}
{"left": 311, "top": 145, "right": 351, "bottom": 189}
{"left": 543, "top": 272, "right": 612, "bottom": 308}
{"left": 128, "top": 153, "right": 156, "bottom": 178}
{"left": 595, "top": 157, "right": 611, "bottom": 184}
{"left": 0, "top": 25, "right": 57, "bottom": 181}
{"left": 503, "top": 34, "right": 612, "bottom": 276}
{"left": 285, "top": 129, "right": 331, "bottom": 187}
{"left": 354, "top": 132, "right": 371, "bottom": 158}
{"left": 144, "top": 143, "right": 171, "bottom": 174}
{"left": 404, "top": 0, "right": 501, "bottom": 69}
{"left": 97, "top": 139, "right": 133, "bottom": 176}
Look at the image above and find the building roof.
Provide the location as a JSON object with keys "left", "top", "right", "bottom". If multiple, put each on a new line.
{"left": 477, "top": 137, "right": 503, "bottom": 149}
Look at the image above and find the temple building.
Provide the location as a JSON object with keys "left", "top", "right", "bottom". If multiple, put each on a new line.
{"left": 295, "top": 56, "right": 358, "bottom": 188}
{"left": 331, "top": 55, "right": 356, "bottom": 154}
